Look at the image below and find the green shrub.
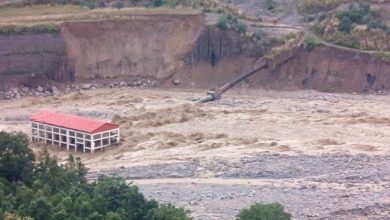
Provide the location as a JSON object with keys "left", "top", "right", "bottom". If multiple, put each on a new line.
{"left": 368, "top": 20, "right": 388, "bottom": 31}
{"left": 318, "top": 13, "right": 327, "bottom": 22}
{"left": 311, "top": 23, "right": 325, "bottom": 35}
{"left": 163, "top": 0, "right": 185, "bottom": 7}
{"left": 218, "top": 14, "right": 242, "bottom": 32}
{"left": 114, "top": 0, "right": 124, "bottom": 9}
{"left": 253, "top": 30, "right": 267, "bottom": 41}
{"left": 298, "top": 0, "right": 341, "bottom": 14}
{"left": 148, "top": 204, "right": 192, "bottom": 220}
{"left": 334, "top": 2, "right": 389, "bottom": 34}
{"left": 236, "top": 203, "right": 291, "bottom": 220}
{"left": 339, "top": 16, "right": 353, "bottom": 32}
{"left": 0, "top": 132, "right": 35, "bottom": 183}
{"left": 266, "top": 0, "right": 276, "bottom": 11}
{"left": 153, "top": 0, "right": 164, "bottom": 7}
{"left": 0, "top": 24, "right": 60, "bottom": 35}
{"left": 87, "top": 2, "right": 96, "bottom": 9}
{"left": 218, "top": 14, "right": 231, "bottom": 30}
{"left": 234, "top": 21, "right": 247, "bottom": 34}
{"left": 305, "top": 37, "right": 322, "bottom": 50}
{"left": 98, "top": 0, "right": 107, "bottom": 8}
{"left": 333, "top": 38, "right": 359, "bottom": 48}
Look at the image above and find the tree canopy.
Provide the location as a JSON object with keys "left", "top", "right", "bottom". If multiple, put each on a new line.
{"left": 0, "top": 131, "right": 190, "bottom": 220}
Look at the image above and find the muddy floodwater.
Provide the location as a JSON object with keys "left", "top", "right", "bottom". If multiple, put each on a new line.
{"left": 1, "top": 88, "right": 389, "bottom": 219}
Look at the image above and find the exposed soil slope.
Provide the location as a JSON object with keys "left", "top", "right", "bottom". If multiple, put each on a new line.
{"left": 253, "top": 46, "right": 390, "bottom": 92}
{"left": 62, "top": 14, "right": 205, "bottom": 80}
{"left": 0, "top": 10, "right": 389, "bottom": 93}
{"left": 0, "top": 33, "right": 69, "bottom": 88}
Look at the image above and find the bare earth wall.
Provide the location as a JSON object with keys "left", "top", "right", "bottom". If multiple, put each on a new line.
{"left": 0, "top": 13, "right": 389, "bottom": 93}
{"left": 252, "top": 47, "right": 390, "bottom": 93}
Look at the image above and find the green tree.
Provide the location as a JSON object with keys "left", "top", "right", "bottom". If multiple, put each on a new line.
{"left": 28, "top": 197, "right": 53, "bottom": 220}
{"left": 339, "top": 16, "right": 353, "bottom": 32}
{"left": 0, "top": 131, "right": 191, "bottom": 220}
{"left": 218, "top": 14, "right": 230, "bottom": 30}
{"left": 148, "top": 204, "right": 192, "bottom": 220}
{"left": 106, "top": 212, "right": 122, "bottom": 220}
{"left": 88, "top": 212, "right": 104, "bottom": 220}
{"left": 0, "top": 132, "right": 35, "bottom": 183}
{"left": 253, "top": 30, "right": 266, "bottom": 41}
{"left": 236, "top": 203, "right": 291, "bottom": 220}
{"left": 154, "top": 0, "right": 164, "bottom": 7}
{"left": 234, "top": 21, "right": 247, "bottom": 34}
{"left": 92, "top": 176, "right": 159, "bottom": 219}
{"left": 266, "top": 0, "right": 276, "bottom": 11}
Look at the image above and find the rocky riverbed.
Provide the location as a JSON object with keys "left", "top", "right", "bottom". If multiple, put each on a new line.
{"left": 0, "top": 77, "right": 159, "bottom": 100}
{"left": 88, "top": 153, "right": 390, "bottom": 220}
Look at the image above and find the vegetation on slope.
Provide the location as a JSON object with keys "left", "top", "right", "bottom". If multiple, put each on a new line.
{"left": 298, "top": 0, "right": 346, "bottom": 14}
{"left": 305, "top": 1, "right": 390, "bottom": 51}
{"left": 0, "top": 23, "right": 60, "bottom": 35}
{"left": 0, "top": 131, "right": 190, "bottom": 220}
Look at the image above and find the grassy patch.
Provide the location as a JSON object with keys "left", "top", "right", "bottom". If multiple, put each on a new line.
{"left": 305, "top": 37, "right": 322, "bottom": 50}
{"left": 373, "top": 52, "right": 390, "bottom": 62}
{"left": 0, "top": 7, "right": 200, "bottom": 27}
{"left": 0, "top": 4, "right": 87, "bottom": 17}
{"left": 298, "top": 0, "right": 344, "bottom": 14}
{"left": 0, "top": 23, "right": 60, "bottom": 35}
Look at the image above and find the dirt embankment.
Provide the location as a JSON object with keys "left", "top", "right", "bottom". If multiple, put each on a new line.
{"left": 0, "top": 33, "right": 69, "bottom": 88}
{"left": 0, "top": 12, "right": 390, "bottom": 93}
{"left": 62, "top": 14, "right": 205, "bottom": 80}
{"left": 0, "top": 13, "right": 263, "bottom": 89}
{"left": 252, "top": 46, "right": 390, "bottom": 93}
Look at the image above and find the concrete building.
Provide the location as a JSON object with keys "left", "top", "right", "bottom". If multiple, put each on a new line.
{"left": 31, "top": 112, "right": 120, "bottom": 153}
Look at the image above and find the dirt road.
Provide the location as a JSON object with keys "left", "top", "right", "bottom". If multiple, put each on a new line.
{"left": 1, "top": 88, "right": 389, "bottom": 219}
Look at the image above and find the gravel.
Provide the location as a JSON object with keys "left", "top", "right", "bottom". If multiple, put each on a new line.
{"left": 0, "top": 78, "right": 159, "bottom": 100}
{"left": 88, "top": 153, "right": 390, "bottom": 219}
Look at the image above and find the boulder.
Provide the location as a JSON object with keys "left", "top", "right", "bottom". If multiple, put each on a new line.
{"left": 172, "top": 79, "right": 181, "bottom": 85}
{"left": 119, "top": 81, "right": 127, "bottom": 87}
{"left": 37, "top": 86, "right": 44, "bottom": 92}
{"left": 81, "top": 84, "right": 91, "bottom": 90}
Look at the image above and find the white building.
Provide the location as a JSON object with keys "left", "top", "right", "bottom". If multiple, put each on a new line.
{"left": 31, "top": 112, "right": 120, "bottom": 153}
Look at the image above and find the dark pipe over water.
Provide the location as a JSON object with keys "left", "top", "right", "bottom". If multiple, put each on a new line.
{"left": 196, "top": 60, "right": 268, "bottom": 103}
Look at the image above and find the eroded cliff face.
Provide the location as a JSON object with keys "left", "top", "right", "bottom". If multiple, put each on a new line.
{"left": 0, "top": 33, "right": 68, "bottom": 88}
{"left": 0, "top": 14, "right": 263, "bottom": 89}
{"left": 251, "top": 46, "right": 390, "bottom": 93}
{"left": 0, "top": 13, "right": 389, "bottom": 93}
{"left": 170, "top": 26, "right": 264, "bottom": 88}
{"left": 61, "top": 14, "right": 205, "bottom": 80}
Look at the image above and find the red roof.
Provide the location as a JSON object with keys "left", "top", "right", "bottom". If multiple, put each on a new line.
{"left": 31, "top": 111, "right": 119, "bottom": 134}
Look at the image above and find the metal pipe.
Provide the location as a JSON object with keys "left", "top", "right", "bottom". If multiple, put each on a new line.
{"left": 196, "top": 61, "right": 268, "bottom": 103}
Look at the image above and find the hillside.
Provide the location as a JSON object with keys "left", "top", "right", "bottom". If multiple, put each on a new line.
{"left": 0, "top": 1, "right": 390, "bottom": 220}
{"left": 0, "top": 2, "right": 389, "bottom": 95}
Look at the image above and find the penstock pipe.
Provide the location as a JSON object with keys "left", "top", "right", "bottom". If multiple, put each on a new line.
{"left": 196, "top": 61, "right": 268, "bottom": 103}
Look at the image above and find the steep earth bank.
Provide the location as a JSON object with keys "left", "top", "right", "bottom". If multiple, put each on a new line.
{"left": 0, "top": 13, "right": 389, "bottom": 93}
{"left": 0, "top": 13, "right": 264, "bottom": 89}
{"left": 0, "top": 33, "right": 69, "bottom": 88}
{"left": 251, "top": 46, "right": 390, "bottom": 93}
